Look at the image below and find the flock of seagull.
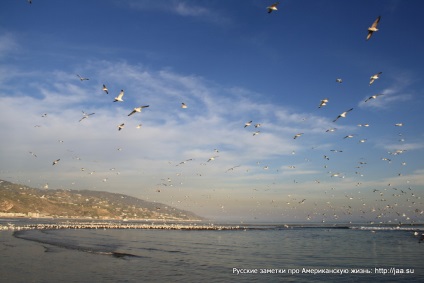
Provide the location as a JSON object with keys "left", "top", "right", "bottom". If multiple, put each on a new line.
{"left": 19, "top": 1, "right": 422, "bottom": 224}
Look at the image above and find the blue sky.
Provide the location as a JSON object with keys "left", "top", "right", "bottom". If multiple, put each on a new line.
{"left": 1, "top": 0, "right": 423, "bottom": 223}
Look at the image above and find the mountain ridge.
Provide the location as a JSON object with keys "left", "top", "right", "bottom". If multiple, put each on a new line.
{"left": 0, "top": 179, "right": 203, "bottom": 221}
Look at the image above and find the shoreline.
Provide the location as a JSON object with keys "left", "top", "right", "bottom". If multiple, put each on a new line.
{"left": 1, "top": 221, "right": 245, "bottom": 231}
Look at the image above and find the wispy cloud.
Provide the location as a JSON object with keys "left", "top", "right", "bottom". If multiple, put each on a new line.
{"left": 358, "top": 72, "right": 414, "bottom": 109}
{"left": 0, "top": 33, "right": 19, "bottom": 60}
{"left": 125, "top": 0, "right": 231, "bottom": 25}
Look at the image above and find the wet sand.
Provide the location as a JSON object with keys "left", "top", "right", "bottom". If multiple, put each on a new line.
{"left": 0, "top": 231, "right": 130, "bottom": 283}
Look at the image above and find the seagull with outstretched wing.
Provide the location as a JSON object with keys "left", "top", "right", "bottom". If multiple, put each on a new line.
{"left": 113, "top": 90, "right": 124, "bottom": 102}
{"left": 333, "top": 108, "right": 353, "bottom": 122}
{"left": 128, "top": 105, "right": 149, "bottom": 116}
{"left": 367, "top": 16, "right": 381, "bottom": 40}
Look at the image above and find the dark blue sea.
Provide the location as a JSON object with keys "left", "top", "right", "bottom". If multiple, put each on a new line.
{"left": 1, "top": 219, "right": 423, "bottom": 282}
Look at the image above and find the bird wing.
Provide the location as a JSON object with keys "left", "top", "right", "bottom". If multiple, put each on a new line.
{"left": 372, "top": 16, "right": 381, "bottom": 28}
{"left": 128, "top": 110, "right": 136, "bottom": 116}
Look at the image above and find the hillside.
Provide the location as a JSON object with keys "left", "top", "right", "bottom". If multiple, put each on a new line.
{"left": 0, "top": 180, "right": 202, "bottom": 221}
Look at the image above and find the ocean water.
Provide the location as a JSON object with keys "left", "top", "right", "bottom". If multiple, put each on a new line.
{"left": 2, "top": 220, "right": 424, "bottom": 282}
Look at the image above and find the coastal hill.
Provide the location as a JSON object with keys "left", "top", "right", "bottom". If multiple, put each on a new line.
{"left": 0, "top": 179, "right": 202, "bottom": 221}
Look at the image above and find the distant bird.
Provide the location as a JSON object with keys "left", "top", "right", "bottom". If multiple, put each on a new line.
{"left": 253, "top": 131, "right": 260, "bottom": 136}
{"left": 136, "top": 124, "right": 142, "bottom": 129}
{"left": 52, "top": 159, "right": 60, "bottom": 165}
{"left": 369, "top": 72, "right": 382, "bottom": 86}
{"left": 366, "top": 16, "right": 381, "bottom": 40}
{"left": 79, "top": 111, "right": 95, "bottom": 122}
{"left": 293, "top": 133, "right": 304, "bottom": 139}
{"left": 333, "top": 108, "right": 353, "bottom": 122}
{"left": 41, "top": 113, "right": 47, "bottom": 117}
{"left": 28, "top": 0, "right": 32, "bottom": 4}
{"left": 117, "top": 123, "right": 125, "bottom": 131}
{"left": 326, "top": 128, "right": 337, "bottom": 132}
{"left": 207, "top": 156, "right": 219, "bottom": 162}
{"left": 267, "top": 2, "right": 279, "bottom": 13}
{"left": 254, "top": 123, "right": 261, "bottom": 128}
{"left": 29, "top": 151, "right": 37, "bottom": 158}
{"left": 102, "top": 84, "right": 109, "bottom": 94}
{"left": 336, "top": 78, "right": 343, "bottom": 83}
{"left": 359, "top": 139, "right": 367, "bottom": 143}
{"left": 395, "top": 123, "right": 403, "bottom": 127}
{"left": 343, "top": 134, "right": 355, "bottom": 139}
{"left": 365, "top": 94, "right": 384, "bottom": 102}
{"left": 77, "top": 74, "right": 89, "bottom": 81}
{"left": 113, "top": 90, "right": 124, "bottom": 102}
{"left": 318, "top": 98, "right": 329, "bottom": 108}
{"left": 244, "top": 121, "right": 252, "bottom": 128}
{"left": 128, "top": 105, "right": 149, "bottom": 116}
{"left": 358, "top": 123, "right": 370, "bottom": 127}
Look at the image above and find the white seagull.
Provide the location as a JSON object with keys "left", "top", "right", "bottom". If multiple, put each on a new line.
{"left": 333, "top": 108, "right": 353, "bottom": 122}
{"left": 244, "top": 121, "right": 252, "bottom": 128}
{"left": 118, "top": 123, "right": 125, "bottom": 131}
{"left": 318, "top": 98, "right": 329, "bottom": 108}
{"left": 369, "top": 72, "right": 382, "bottom": 86}
{"left": 79, "top": 111, "right": 95, "bottom": 122}
{"left": 366, "top": 16, "right": 381, "bottom": 41}
{"left": 336, "top": 78, "right": 343, "bottom": 83}
{"left": 207, "top": 156, "right": 219, "bottom": 162}
{"left": 113, "top": 90, "right": 124, "bottom": 102}
{"left": 128, "top": 105, "right": 149, "bottom": 116}
{"left": 102, "top": 84, "right": 109, "bottom": 94}
{"left": 52, "top": 159, "right": 60, "bottom": 165}
{"left": 395, "top": 123, "right": 403, "bottom": 127}
{"left": 181, "top": 103, "right": 188, "bottom": 109}
{"left": 293, "top": 133, "right": 304, "bottom": 139}
{"left": 365, "top": 93, "right": 384, "bottom": 102}
{"left": 267, "top": 2, "right": 279, "bottom": 13}
{"left": 77, "top": 74, "right": 89, "bottom": 81}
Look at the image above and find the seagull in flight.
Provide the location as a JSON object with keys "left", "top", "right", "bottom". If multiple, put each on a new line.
{"left": 293, "top": 133, "right": 304, "bottom": 139}
{"left": 365, "top": 93, "right": 384, "bottom": 102}
{"left": 369, "top": 72, "right": 382, "bottom": 86}
{"left": 366, "top": 16, "right": 381, "bottom": 40}
{"left": 333, "top": 108, "right": 353, "bottom": 122}
{"left": 113, "top": 90, "right": 124, "bottom": 102}
{"left": 336, "top": 78, "right": 343, "bottom": 83}
{"left": 207, "top": 156, "right": 219, "bottom": 162}
{"left": 128, "top": 105, "right": 149, "bottom": 116}
{"left": 118, "top": 123, "right": 125, "bottom": 131}
{"left": 267, "top": 2, "right": 279, "bottom": 13}
{"left": 102, "top": 84, "right": 109, "bottom": 94}
{"left": 181, "top": 103, "right": 188, "bottom": 109}
{"left": 79, "top": 111, "right": 95, "bottom": 122}
{"left": 52, "top": 159, "right": 60, "bottom": 165}
{"left": 244, "top": 121, "right": 252, "bottom": 128}
{"left": 77, "top": 74, "right": 89, "bottom": 81}
{"left": 318, "top": 98, "right": 329, "bottom": 108}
